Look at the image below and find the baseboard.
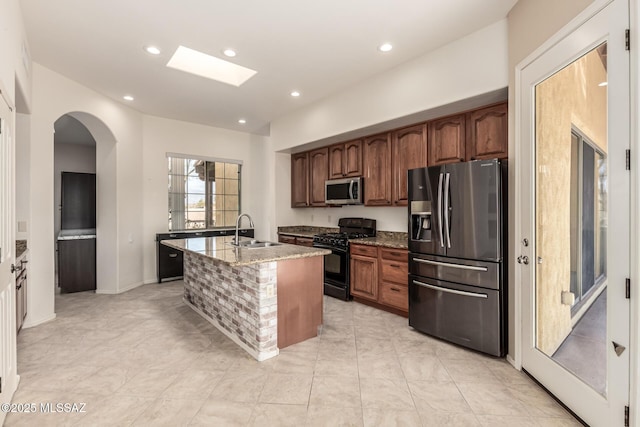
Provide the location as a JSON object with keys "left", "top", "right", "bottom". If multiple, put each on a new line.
{"left": 22, "top": 312, "right": 56, "bottom": 329}
{"left": 506, "top": 354, "right": 516, "bottom": 368}
{"left": 183, "top": 298, "right": 279, "bottom": 362}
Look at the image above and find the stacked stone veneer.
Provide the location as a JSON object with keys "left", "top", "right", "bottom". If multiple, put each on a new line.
{"left": 183, "top": 251, "right": 278, "bottom": 360}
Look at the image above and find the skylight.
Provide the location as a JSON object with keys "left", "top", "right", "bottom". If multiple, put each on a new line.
{"left": 166, "top": 45, "right": 257, "bottom": 87}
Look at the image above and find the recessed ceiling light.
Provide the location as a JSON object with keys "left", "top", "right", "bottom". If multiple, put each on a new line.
{"left": 238, "top": 118, "right": 246, "bottom": 124}
{"left": 598, "top": 81, "right": 608, "bottom": 87}
{"left": 290, "top": 91, "right": 301, "bottom": 97}
{"left": 144, "top": 46, "right": 161, "bottom": 55}
{"left": 378, "top": 43, "right": 393, "bottom": 52}
{"left": 223, "top": 49, "right": 237, "bottom": 58}
{"left": 123, "top": 95, "right": 134, "bottom": 101}
{"left": 166, "top": 45, "right": 257, "bottom": 87}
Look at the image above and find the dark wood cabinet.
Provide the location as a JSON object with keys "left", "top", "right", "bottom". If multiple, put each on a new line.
{"left": 350, "top": 253, "right": 378, "bottom": 301}
{"left": 309, "top": 148, "right": 328, "bottom": 206}
{"left": 391, "top": 124, "right": 427, "bottom": 206}
{"left": 329, "top": 140, "right": 362, "bottom": 179}
{"left": 428, "top": 114, "right": 466, "bottom": 166}
{"left": 363, "top": 134, "right": 392, "bottom": 206}
{"left": 61, "top": 172, "right": 96, "bottom": 229}
{"left": 58, "top": 238, "right": 96, "bottom": 293}
{"left": 291, "top": 152, "right": 310, "bottom": 207}
{"left": 350, "top": 244, "right": 408, "bottom": 313}
{"left": 278, "top": 234, "right": 314, "bottom": 247}
{"left": 466, "top": 102, "right": 508, "bottom": 160}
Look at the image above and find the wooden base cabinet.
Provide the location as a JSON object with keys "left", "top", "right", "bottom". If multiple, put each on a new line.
{"left": 58, "top": 238, "right": 96, "bottom": 293}
{"left": 278, "top": 234, "right": 314, "bottom": 247}
{"left": 350, "top": 244, "right": 408, "bottom": 314}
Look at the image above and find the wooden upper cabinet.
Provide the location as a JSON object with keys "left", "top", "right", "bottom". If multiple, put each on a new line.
{"left": 363, "top": 133, "right": 392, "bottom": 206}
{"left": 392, "top": 124, "right": 427, "bottom": 206}
{"left": 466, "top": 103, "right": 508, "bottom": 160}
{"left": 428, "top": 114, "right": 466, "bottom": 165}
{"left": 328, "top": 140, "right": 362, "bottom": 179}
{"left": 291, "top": 152, "right": 309, "bottom": 207}
{"left": 309, "top": 148, "right": 328, "bottom": 206}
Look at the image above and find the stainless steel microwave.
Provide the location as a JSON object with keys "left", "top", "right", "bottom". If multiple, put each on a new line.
{"left": 325, "top": 177, "right": 363, "bottom": 205}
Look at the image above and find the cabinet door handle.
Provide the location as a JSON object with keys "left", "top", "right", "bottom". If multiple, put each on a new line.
{"left": 169, "top": 253, "right": 178, "bottom": 258}
{"left": 390, "top": 287, "right": 401, "bottom": 292}
{"left": 195, "top": 232, "right": 203, "bottom": 236}
{"left": 390, "top": 264, "right": 401, "bottom": 269}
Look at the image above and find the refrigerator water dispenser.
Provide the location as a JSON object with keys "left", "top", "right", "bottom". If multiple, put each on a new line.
{"left": 410, "top": 201, "right": 432, "bottom": 242}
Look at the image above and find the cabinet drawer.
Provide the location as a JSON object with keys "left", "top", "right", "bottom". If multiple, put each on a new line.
{"left": 379, "top": 281, "right": 408, "bottom": 311}
{"left": 350, "top": 244, "right": 378, "bottom": 257}
{"left": 279, "top": 235, "right": 297, "bottom": 244}
{"left": 296, "top": 237, "right": 314, "bottom": 247}
{"left": 380, "top": 248, "right": 408, "bottom": 262}
{"left": 380, "top": 259, "right": 408, "bottom": 285}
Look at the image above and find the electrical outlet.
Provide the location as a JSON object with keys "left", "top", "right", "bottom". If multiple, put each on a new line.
{"left": 266, "top": 284, "right": 275, "bottom": 297}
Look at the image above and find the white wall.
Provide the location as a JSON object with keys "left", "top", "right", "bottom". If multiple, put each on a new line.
{"left": 270, "top": 19, "right": 510, "bottom": 233}
{"left": 15, "top": 113, "right": 30, "bottom": 241}
{"left": 27, "top": 63, "right": 143, "bottom": 325}
{"left": 53, "top": 142, "right": 96, "bottom": 239}
{"left": 141, "top": 115, "right": 269, "bottom": 283}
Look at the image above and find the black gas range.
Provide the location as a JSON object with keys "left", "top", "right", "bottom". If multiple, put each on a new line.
{"left": 313, "top": 218, "right": 376, "bottom": 300}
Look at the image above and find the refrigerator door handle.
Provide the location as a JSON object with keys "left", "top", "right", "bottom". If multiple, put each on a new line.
{"left": 443, "top": 172, "right": 451, "bottom": 248}
{"left": 412, "top": 257, "right": 489, "bottom": 272}
{"left": 437, "top": 173, "right": 444, "bottom": 248}
{"left": 413, "top": 280, "right": 488, "bottom": 299}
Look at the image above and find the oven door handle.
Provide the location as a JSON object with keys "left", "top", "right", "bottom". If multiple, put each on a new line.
{"left": 312, "top": 243, "right": 348, "bottom": 253}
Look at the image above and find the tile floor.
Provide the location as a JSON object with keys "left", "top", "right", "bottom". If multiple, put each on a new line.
{"left": 6, "top": 281, "right": 580, "bottom": 426}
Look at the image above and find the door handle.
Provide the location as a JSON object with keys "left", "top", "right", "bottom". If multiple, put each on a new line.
{"left": 517, "top": 256, "right": 529, "bottom": 265}
{"left": 443, "top": 172, "right": 451, "bottom": 249}
{"left": 437, "top": 173, "right": 444, "bottom": 248}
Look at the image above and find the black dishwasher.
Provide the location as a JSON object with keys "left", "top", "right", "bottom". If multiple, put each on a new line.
{"left": 156, "top": 229, "right": 254, "bottom": 283}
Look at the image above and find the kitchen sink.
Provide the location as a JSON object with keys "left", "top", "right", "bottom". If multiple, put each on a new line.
{"left": 229, "top": 239, "right": 281, "bottom": 249}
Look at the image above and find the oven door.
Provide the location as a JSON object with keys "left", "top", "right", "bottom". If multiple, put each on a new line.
{"left": 313, "top": 243, "right": 349, "bottom": 300}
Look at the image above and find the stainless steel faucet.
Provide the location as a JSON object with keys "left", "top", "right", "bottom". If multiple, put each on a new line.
{"left": 234, "top": 213, "right": 254, "bottom": 245}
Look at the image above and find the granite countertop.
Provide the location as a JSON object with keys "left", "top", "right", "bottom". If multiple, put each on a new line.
{"left": 350, "top": 231, "right": 408, "bottom": 249}
{"left": 277, "top": 226, "right": 338, "bottom": 238}
{"left": 162, "top": 236, "right": 330, "bottom": 266}
{"left": 16, "top": 240, "right": 27, "bottom": 259}
{"left": 57, "top": 228, "right": 97, "bottom": 240}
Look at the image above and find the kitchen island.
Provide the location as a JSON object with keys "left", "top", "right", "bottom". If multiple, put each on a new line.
{"left": 162, "top": 236, "right": 330, "bottom": 361}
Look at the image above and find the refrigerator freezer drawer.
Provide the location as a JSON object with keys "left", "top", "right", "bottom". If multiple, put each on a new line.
{"left": 409, "top": 275, "right": 504, "bottom": 357}
{"left": 409, "top": 253, "right": 500, "bottom": 290}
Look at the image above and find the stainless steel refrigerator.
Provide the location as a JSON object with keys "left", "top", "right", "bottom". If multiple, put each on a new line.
{"left": 408, "top": 159, "right": 506, "bottom": 357}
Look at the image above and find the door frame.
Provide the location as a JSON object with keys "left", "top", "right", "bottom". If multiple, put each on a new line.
{"left": 513, "top": 0, "right": 636, "bottom": 423}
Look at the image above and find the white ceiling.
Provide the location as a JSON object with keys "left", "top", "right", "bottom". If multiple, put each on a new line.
{"left": 21, "top": 0, "right": 517, "bottom": 136}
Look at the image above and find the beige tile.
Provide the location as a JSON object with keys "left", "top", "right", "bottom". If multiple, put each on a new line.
{"left": 209, "top": 369, "right": 268, "bottom": 403}
{"left": 535, "top": 417, "right": 583, "bottom": 426}
{"left": 248, "top": 403, "right": 308, "bottom": 427}
{"left": 475, "top": 414, "right": 540, "bottom": 426}
{"left": 457, "top": 382, "right": 530, "bottom": 416}
{"left": 359, "top": 378, "right": 414, "bottom": 410}
{"left": 117, "top": 367, "right": 179, "bottom": 398}
{"left": 362, "top": 407, "right": 422, "bottom": 427}
{"left": 507, "top": 383, "right": 573, "bottom": 418}
{"left": 73, "top": 366, "right": 136, "bottom": 395}
{"left": 306, "top": 405, "right": 363, "bottom": 427}
{"left": 272, "top": 350, "right": 317, "bottom": 374}
{"left": 309, "top": 375, "right": 361, "bottom": 408}
{"left": 355, "top": 336, "right": 395, "bottom": 354}
{"left": 189, "top": 398, "right": 254, "bottom": 426}
{"left": 357, "top": 350, "right": 404, "bottom": 379}
{"left": 75, "top": 395, "right": 154, "bottom": 427}
{"left": 161, "top": 368, "right": 226, "bottom": 399}
{"left": 392, "top": 336, "right": 439, "bottom": 356}
{"left": 314, "top": 354, "right": 359, "bottom": 378}
{"left": 259, "top": 373, "right": 313, "bottom": 405}
{"left": 440, "top": 358, "right": 501, "bottom": 384}
{"left": 131, "top": 398, "right": 204, "bottom": 426}
{"left": 399, "top": 354, "right": 452, "bottom": 382}
{"left": 408, "top": 380, "right": 472, "bottom": 414}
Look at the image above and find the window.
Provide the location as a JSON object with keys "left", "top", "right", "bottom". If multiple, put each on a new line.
{"left": 167, "top": 155, "right": 241, "bottom": 231}
{"left": 569, "top": 129, "right": 607, "bottom": 309}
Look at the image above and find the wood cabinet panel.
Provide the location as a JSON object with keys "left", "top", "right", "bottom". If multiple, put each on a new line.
{"left": 392, "top": 124, "right": 427, "bottom": 206}
{"left": 380, "top": 259, "right": 408, "bottom": 284}
{"left": 380, "top": 248, "right": 408, "bottom": 263}
{"left": 329, "top": 140, "right": 362, "bottom": 179}
{"left": 350, "top": 244, "right": 378, "bottom": 257}
{"left": 291, "top": 152, "right": 309, "bottom": 207}
{"left": 309, "top": 148, "right": 328, "bottom": 206}
{"left": 363, "top": 134, "right": 392, "bottom": 206}
{"left": 428, "top": 114, "right": 466, "bottom": 165}
{"left": 466, "top": 103, "right": 508, "bottom": 160}
{"left": 350, "top": 253, "right": 378, "bottom": 301}
{"left": 279, "top": 235, "right": 297, "bottom": 244}
{"left": 378, "top": 281, "right": 409, "bottom": 311}
{"left": 296, "top": 237, "right": 314, "bottom": 247}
